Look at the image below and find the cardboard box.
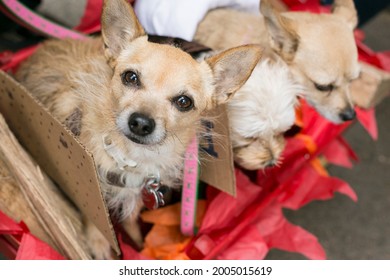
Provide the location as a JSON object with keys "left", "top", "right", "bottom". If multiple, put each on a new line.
{"left": 198, "top": 106, "right": 236, "bottom": 196}
{"left": 0, "top": 70, "right": 236, "bottom": 256}
{"left": 350, "top": 62, "right": 390, "bottom": 109}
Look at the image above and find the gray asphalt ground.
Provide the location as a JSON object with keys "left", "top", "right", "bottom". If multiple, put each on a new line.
{"left": 266, "top": 8, "right": 390, "bottom": 260}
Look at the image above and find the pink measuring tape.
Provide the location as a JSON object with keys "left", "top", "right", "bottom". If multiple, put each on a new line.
{"left": 181, "top": 136, "right": 200, "bottom": 236}
{"left": 0, "top": 0, "right": 87, "bottom": 39}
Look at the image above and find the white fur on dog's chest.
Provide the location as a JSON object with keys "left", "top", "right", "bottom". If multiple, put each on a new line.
{"left": 102, "top": 157, "right": 180, "bottom": 220}
{"left": 95, "top": 135, "right": 184, "bottom": 218}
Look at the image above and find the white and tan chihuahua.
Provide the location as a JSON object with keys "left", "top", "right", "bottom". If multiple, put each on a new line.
{"left": 196, "top": 0, "right": 360, "bottom": 124}
{"left": 194, "top": 0, "right": 360, "bottom": 169}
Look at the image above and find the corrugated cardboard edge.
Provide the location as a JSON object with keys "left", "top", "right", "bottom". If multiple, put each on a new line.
{"left": 0, "top": 71, "right": 120, "bottom": 255}
{"left": 199, "top": 104, "right": 236, "bottom": 197}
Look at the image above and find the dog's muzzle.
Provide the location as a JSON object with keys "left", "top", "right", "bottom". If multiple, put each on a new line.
{"left": 128, "top": 112, "right": 155, "bottom": 136}
{"left": 126, "top": 112, "right": 156, "bottom": 144}
{"left": 339, "top": 107, "right": 356, "bottom": 121}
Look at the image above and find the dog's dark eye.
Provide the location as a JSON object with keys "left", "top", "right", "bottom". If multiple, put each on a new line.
{"left": 314, "top": 83, "right": 334, "bottom": 92}
{"left": 121, "top": 71, "right": 140, "bottom": 86}
{"left": 172, "top": 95, "right": 194, "bottom": 112}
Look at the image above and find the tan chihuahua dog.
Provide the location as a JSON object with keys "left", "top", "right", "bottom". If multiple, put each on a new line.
{"left": 196, "top": 0, "right": 360, "bottom": 124}
{"left": 16, "top": 0, "right": 261, "bottom": 258}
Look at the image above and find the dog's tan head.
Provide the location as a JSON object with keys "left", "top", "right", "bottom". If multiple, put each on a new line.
{"left": 233, "top": 135, "right": 286, "bottom": 170}
{"left": 261, "top": 0, "right": 360, "bottom": 123}
{"left": 100, "top": 0, "right": 261, "bottom": 159}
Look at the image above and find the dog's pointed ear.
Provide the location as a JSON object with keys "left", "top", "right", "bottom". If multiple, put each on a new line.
{"left": 205, "top": 45, "right": 262, "bottom": 104}
{"left": 331, "top": 0, "right": 358, "bottom": 29}
{"left": 101, "top": 0, "right": 145, "bottom": 64}
{"left": 260, "top": 0, "right": 299, "bottom": 62}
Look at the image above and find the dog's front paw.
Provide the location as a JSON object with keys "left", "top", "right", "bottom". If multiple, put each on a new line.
{"left": 122, "top": 216, "right": 144, "bottom": 250}
{"left": 85, "top": 220, "right": 113, "bottom": 260}
{"left": 87, "top": 234, "right": 113, "bottom": 260}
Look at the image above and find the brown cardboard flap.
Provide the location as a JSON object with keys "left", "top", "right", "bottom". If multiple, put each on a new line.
{"left": 199, "top": 104, "right": 236, "bottom": 197}
{"left": 350, "top": 62, "right": 390, "bottom": 109}
{"left": 0, "top": 71, "right": 119, "bottom": 255}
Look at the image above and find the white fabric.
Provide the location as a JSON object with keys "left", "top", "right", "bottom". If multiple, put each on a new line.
{"left": 134, "top": 0, "right": 260, "bottom": 41}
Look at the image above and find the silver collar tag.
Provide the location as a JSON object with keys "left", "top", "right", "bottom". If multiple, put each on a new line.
{"left": 141, "top": 175, "right": 165, "bottom": 210}
{"left": 102, "top": 136, "right": 164, "bottom": 209}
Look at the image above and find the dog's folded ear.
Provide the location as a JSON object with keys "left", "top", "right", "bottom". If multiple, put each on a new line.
{"left": 260, "top": 0, "right": 299, "bottom": 62}
{"left": 331, "top": 0, "right": 358, "bottom": 29}
{"left": 101, "top": 0, "right": 146, "bottom": 65}
{"left": 205, "top": 45, "right": 262, "bottom": 104}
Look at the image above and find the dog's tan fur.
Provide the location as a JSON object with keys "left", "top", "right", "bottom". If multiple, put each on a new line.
{"left": 195, "top": 0, "right": 360, "bottom": 124}
{"left": 233, "top": 132, "right": 286, "bottom": 170}
{"left": 15, "top": 0, "right": 261, "bottom": 259}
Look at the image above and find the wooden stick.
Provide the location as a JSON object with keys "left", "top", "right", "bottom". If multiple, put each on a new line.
{"left": 0, "top": 162, "right": 56, "bottom": 252}
{"left": 0, "top": 113, "right": 91, "bottom": 259}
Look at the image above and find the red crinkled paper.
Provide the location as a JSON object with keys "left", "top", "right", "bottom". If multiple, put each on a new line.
{"left": 277, "top": 159, "right": 358, "bottom": 210}
{"left": 254, "top": 202, "right": 326, "bottom": 260}
{"left": 190, "top": 168, "right": 329, "bottom": 260}
{"left": 16, "top": 234, "right": 64, "bottom": 260}
{"left": 184, "top": 97, "right": 377, "bottom": 260}
{"left": 0, "top": 211, "right": 64, "bottom": 260}
{"left": 356, "top": 107, "right": 378, "bottom": 140}
{"left": 322, "top": 137, "right": 358, "bottom": 168}
{"left": 200, "top": 170, "right": 263, "bottom": 234}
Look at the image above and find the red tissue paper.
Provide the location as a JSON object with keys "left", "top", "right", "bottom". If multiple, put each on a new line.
{"left": 0, "top": 211, "right": 64, "bottom": 260}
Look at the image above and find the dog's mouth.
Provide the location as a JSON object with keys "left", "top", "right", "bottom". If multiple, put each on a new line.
{"left": 126, "top": 134, "right": 145, "bottom": 145}
{"left": 124, "top": 131, "right": 167, "bottom": 146}
{"left": 311, "top": 103, "right": 345, "bottom": 124}
{"left": 122, "top": 125, "right": 167, "bottom": 146}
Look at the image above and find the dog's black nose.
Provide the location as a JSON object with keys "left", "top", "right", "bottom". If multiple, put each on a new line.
{"left": 128, "top": 113, "right": 155, "bottom": 136}
{"left": 339, "top": 108, "right": 356, "bottom": 121}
